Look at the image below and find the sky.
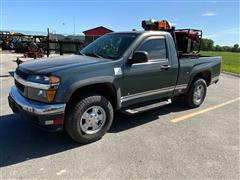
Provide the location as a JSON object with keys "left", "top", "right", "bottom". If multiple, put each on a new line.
{"left": 0, "top": 0, "right": 239, "bottom": 46}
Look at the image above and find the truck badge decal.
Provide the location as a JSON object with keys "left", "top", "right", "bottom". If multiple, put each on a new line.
{"left": 114, "top": 67, "right": 122, "bottom": 76}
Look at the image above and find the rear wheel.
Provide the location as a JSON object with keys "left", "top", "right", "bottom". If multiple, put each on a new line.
{"left": 65, "top": 94, "right": 114, "bottom": 144}
{"left": 184, "top": 78, "right": 207, "bottom": 108}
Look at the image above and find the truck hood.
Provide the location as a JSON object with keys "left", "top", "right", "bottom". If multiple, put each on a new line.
{"left": 19, "top": 55, "right": 109, "bottom": 74}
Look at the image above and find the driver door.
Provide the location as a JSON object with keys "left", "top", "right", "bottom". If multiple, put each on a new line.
{"left": 121, "top": 36, "right": 176, "bottom": 106}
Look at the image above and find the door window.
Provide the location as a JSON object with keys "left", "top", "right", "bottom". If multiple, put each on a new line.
{"left": 137, "top": 38, "right": 167, "bottom": 60}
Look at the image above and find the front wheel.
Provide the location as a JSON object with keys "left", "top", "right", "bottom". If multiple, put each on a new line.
{"left": 184, "top": 78, "right": 207, "bottom": 108}
{"left": 65, "top": 94, "right": 114, "bottom": 144}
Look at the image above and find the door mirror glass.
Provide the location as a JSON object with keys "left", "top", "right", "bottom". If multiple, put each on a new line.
{"left": 129, "top": 51, "right": 148, "bottom": 64}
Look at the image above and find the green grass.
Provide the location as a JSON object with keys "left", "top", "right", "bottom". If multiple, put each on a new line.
{"left": 201, "top": 51, "right": 240, "bottom": 74}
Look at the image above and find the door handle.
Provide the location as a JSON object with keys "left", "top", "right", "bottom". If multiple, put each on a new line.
{"left": 161, "top": 64, "right": 171, "bottom": 70}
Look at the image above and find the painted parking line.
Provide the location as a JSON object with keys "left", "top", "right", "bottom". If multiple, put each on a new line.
{"left": 171, "top": 97, "right": 240, "bottom": 123}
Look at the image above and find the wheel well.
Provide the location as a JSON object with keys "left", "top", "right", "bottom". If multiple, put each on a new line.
{"left": 193, "top": 71, "right": 211, "bottom": 86}
{"left": 68, "top": 83, "right": 118, "bottom": 109}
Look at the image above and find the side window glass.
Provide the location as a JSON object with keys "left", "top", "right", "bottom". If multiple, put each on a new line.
{"left": 137, "top": 38, "right": 167, "bottom": 60}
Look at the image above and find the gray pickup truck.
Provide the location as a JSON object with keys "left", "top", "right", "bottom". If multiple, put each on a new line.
{"left": 8, "top": 30, "right": 221, "bottom": 143}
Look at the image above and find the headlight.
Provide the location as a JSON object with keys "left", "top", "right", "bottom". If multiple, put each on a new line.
{"left": 28, "top": 87, "right": 57, "bottom": 102}
{"left": 27, "top": 75, "right": 60, "bottom": 102}
{"left": 28, "top": 75, "right": 60, "bottom": 85}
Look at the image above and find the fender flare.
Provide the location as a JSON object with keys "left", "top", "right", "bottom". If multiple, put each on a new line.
{"left": 188, "top": 67, "right": 212, "bottom": 88}
{"left": 65, "top": 76, "right": 122, "bottom": 109}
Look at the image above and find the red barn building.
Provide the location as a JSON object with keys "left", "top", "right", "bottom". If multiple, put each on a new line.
{"left": 83, "top": 26, "right": 113, "bottom": 44}
{"left": 83, "top": 26, "right": 113, "bottom": 36}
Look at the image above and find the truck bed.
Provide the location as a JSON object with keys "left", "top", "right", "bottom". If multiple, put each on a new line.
{"left": 177, "top": 56, "right": 222, "bottom": 88}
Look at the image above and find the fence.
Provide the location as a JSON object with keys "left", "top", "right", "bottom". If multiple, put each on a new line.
{"left": 0, "top": 31, "right": 101, "bottom": 56}
{"left": 47, "top": 35, "right": 100, "bottom": 55}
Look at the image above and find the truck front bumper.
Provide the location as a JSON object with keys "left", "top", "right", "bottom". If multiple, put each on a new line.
{"left": 8, "top": 86, "right": 66, "bottom": 127}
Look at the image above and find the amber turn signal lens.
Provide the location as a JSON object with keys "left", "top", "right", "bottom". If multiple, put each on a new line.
{"left": 49, "top": 76, "right": 60, "bottom": 84}
{"left": 47, "top": 90, "right": 56, "bottom": 102}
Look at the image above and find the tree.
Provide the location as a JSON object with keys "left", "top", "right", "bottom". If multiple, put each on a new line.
{"left": 201, "top": 38, "right": 214, "bottom": 51}
{"left": 222, "top": 46, "right": 231, "bottom": 52}
{"left": 215, "top": 45, "right": 222, "bottom": 51}
{"left": 232, "top": 44, "right": 239, "bottom": 52}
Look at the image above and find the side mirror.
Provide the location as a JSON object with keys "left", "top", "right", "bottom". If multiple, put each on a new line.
{"left": 128, "top": 51, "right": 148, "bottom": 64}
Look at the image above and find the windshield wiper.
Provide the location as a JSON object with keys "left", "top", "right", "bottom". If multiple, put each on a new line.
{"left": 80, "top": 52, "right": 115, "bottom": 60}
{"left": 84, "top": 52, "right": 103, "bottom": 58}
{"left": 78, "top": 52, "right": 85, "bottom": 56}
{"left": 102, "top": 55, "right": 116, "bottom": 60}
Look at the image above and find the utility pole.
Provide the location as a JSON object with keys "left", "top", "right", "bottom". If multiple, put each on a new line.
{"left": 73, "top": 16, "right": 76, "bottom": 35}
{"left": 47, "top": 28, "right": 50, "bottom": 57}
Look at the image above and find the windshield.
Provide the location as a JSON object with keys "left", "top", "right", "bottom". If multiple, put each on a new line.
{"left": 80, "top": 33, "right": 138, "bottom": 60}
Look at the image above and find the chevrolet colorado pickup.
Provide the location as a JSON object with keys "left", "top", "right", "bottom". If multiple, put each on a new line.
{"left": 9, "top": 30, "right": 221, "bottom": 143}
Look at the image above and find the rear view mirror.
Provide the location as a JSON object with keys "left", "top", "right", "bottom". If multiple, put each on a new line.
{"left": 128, "top": 51, "right": 148, "bottom": 64}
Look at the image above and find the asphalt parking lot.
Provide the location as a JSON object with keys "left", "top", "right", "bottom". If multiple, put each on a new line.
{"left": 0, "top": 52, "right": 239, "bottom": 179}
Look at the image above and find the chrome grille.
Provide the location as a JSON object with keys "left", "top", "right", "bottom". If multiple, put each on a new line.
{"left": 15, "top": 79, "right": 25, "bottom": 93}
{"left": 15, "top": 68, "right": 28, "bottom": 95}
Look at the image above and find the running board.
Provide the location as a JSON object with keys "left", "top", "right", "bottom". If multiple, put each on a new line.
{"left": 122, "top": 99, "right": 172, "bottom": 115}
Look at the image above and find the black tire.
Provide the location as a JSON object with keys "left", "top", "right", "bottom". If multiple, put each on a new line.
{"left": 65, "top": 94, "right": 114, "bottom": 144}
{"left": 184, "top": 78, "right": 207, "bottom": 108}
